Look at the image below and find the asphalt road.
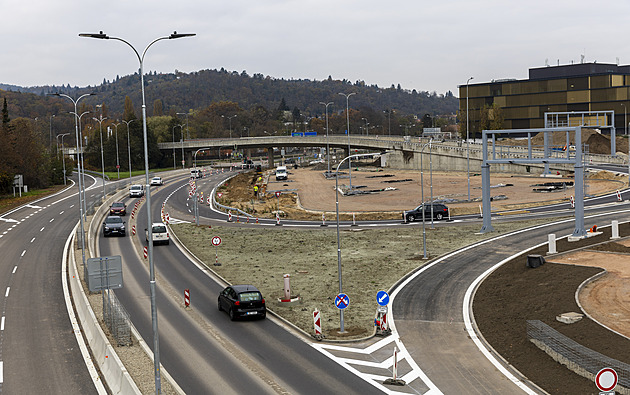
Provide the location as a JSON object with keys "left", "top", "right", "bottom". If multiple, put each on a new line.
{"left": 99, "top": 171, "right": 382, "bottom": 394}
{"left": 0, "top": 180, "right": 97, "bottom": 394}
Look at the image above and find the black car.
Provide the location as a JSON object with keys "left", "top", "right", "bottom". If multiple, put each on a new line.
{"left": 403, "top": 203, "right": 449, "bottom": 222}
{"left": 109, "top": 201, "right": 127, "bottom": 216}
{"left": 102, "top": 215, "right": 126, "bottom": 237}
{"left": 218, "top": 285, "right": 266, "bottom": 321}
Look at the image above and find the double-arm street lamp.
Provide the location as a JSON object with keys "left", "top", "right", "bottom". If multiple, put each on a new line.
{"left": 80, "top": 30, "right": 195, "bottom": 395}
{"left": 466, "top": 76, "right": 473, "bottom": 201}
{"left": 319, "top": 101, "right": 334, "bottom": 175}
{"left": 122, "top": 119, "right": 134, "bottom": 179}
{"left": 57, "top": 133, "right": 70, "bottom": 184}
{"left": 112, "top": 122, "right": 121, "bottom": 180}
{"left": 339, "top": 92, "right": 356, "bottom": 189}
{"left": 176, "top": 112, "right": 190, "bottom": 139}
{"left": 222, "top": 114, "right": 237, "bottom": 138}
{"left": 93, "top": 112, "right": 108, "bottom": 200}
{"left": 173, "top": 124, "right": 183, "bottom": 169}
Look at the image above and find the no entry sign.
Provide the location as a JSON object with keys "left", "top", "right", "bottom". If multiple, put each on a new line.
{"left": 596, "top": 367, "right": 618, "bottom": 392}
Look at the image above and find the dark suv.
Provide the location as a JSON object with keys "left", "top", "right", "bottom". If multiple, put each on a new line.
{"left": 403, "top": 203, "right": 449, "bottom": 222}
{"left": 109, "top": 201, "right": 127, "bottom": 216}
{"left": 102, "top": 215, "right": 126, "bottom": 237}
{"left": 218, "top": 285, "right": 266, "bottom": 321}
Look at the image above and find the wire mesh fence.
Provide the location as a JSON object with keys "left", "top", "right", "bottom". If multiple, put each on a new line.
{"left": 527, "top": 320, "right": 630, "bottom": 394}
{"left": 103, "top": 290, "right": 132, "bottom": 346}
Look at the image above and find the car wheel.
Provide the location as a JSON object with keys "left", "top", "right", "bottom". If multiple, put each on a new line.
{"left": 260, "top": 311, "right": 266, "bottom": 319}
{"left": 217, "top": 299, "right": 223, "bottom": 311}
{"left": 436, "top": 213, "right": 444, "bottom": 220}
{"left": 407, "top": 215, "right": 415, "bottom": 222}
{"left": 229, "top": 308, "right": 236, "bottom": 321}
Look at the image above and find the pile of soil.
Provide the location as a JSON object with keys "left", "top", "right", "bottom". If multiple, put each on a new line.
{"left": 474, "top": 224, "right": 630, "bottom": 394}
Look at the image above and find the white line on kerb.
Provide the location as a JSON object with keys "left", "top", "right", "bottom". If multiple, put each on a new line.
{"left": 1, "top": 316, "right": 4, "bottom": 330}
{"left": 5, "top": 287, "right": 9, "bottom": 297}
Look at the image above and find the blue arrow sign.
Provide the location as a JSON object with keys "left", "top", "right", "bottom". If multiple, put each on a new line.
{"left": 335, "top": 293, "right": 349, "bottom": 310}
{"left": 376, "top": 290, "right": 390, "bottom": 306}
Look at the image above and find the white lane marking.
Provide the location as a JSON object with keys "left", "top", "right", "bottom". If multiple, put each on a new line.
{"left": 10, "top": 225, "right": 17, "bottom": 229}
{"left": 25, "top": 204, "right": 42, "bottom": 209}
{"left": 40, "top": 227, "right": 45, "bottom": 232}
{"left": 12, "top": 266, "right": 16, "bottom": 274}
{"left": 5, "top": 287, "right": 9, "bottom": 297}
{"left": 70, "top": 204, "right": 75, "bottom": 208}
{"left": 0, "top": 360, "right": 3, "bottom": 384}
{"left": 30, "top": 237, "right": 35, "bottom": 243}
{"left": 21, "top": 250, "right": 26, "bottom": 257}
{"left": 59, "top": 211, "right": 65, "bottom": 215}
{"left": 0, "top": 217, "right": 18, "bottom": 223}
{"left": 49, "top": 218, "right": 55, "bottom": 223}
{"left": 1, "top": 316, "right": 4, "bottom": 330}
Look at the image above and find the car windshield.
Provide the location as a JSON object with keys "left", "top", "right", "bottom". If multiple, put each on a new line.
{"left": 239, "top": 292, "right": 262, "bottom": 302}
{"left": 152, "top": 177, "right": 160, "bottom": 181}
{"left": 153, "top": 225, "right": 166, "bottom": 233}
{"left": 131, "top": 186, "right": 141, "bottom": 190}
{"left": 106, "top": 217, "right": 123, "bottom": 224}
{"left": 112, "top": 202, "right": 124, "bottom": 208}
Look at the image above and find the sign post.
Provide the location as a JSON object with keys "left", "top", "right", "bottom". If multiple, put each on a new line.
{"left": 212, "top": 236, "right": 222, "bottom": 266}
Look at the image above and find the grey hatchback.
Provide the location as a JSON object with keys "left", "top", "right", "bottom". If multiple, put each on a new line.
{"left": 218, "top": 285, "right": 266, "bottom": 321}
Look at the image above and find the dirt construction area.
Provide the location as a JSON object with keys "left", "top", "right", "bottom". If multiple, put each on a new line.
{"left": 167, "top": 161, "right": 630, "bottom": 393}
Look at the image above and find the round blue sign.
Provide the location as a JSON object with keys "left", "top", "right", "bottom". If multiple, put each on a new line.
{"left": 376, "top": 290, "right": 390, "bottom": 306}
{"left": 335, "top": 293, "right": 350, "bottom": 310}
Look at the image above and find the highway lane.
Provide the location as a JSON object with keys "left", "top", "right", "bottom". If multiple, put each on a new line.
{"left": 0, "top": 180, "right": 98, "bottom": 394}
{"left": 99, "top": 172, "right": 382, "bottom": 394}
{"left": 391, "top": 209, "right": 630, "bottom": 394}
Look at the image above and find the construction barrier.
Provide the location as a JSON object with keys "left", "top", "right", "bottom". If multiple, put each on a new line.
{"left": 313, "top": 309, "right": 322, "bottom": 336}
{"left": 184, "top": 289, "right": 190, "bottom": 308}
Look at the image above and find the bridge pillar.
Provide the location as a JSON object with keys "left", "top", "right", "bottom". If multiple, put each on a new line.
{"left": 267, "top": 148, "right": 275, "bottom": 168}
{"left": 186, "top": 150, "right": 193, "bottom": 168}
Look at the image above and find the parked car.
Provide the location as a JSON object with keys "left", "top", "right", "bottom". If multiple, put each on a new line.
{"left": 275, "top": 166, "right": 288, "bottom": 181}
{"left": 109, "top": 201, "right": 127, "bottom": 216}
{"left": 102, "top": 216, "right": 126, "bottom": 237}
{"left": 403, "top": 203, "right": 449, "bottom": 222}
{"left": 145, "top": 222, "right": 169, "bottom": 245}
{"left": 129, "top": 184, "right": 144, "bottom": 198}
{"left": 150, "top": 176, "right": 163, "bottom": 186}
{"left": 217, "top": 285, "right": 266, "bottom": 321}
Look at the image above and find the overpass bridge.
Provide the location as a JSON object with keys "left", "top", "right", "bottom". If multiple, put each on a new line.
{"left": 156, "top": 134, "right": 624, "bottom": 173}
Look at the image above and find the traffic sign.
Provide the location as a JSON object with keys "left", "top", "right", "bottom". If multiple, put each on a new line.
{"left": 376, "top": 290, "right": 390, "bottom": 306}
{"left": 275, "top": 191, "right": 281, "bottom": 197}
{"left": 217, "top": 192, "right": 223, "bottom": 198}
{"left": 211, "top": 236, "right": 222, "bottom": 246}
{"left": 335, "top": 293, "right": 349, "bottom": 310}
{"left": 596, "top": 367, "right": 618, "bottom": 392}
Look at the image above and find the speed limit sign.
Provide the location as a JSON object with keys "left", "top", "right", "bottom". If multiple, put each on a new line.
{"left": 211, "top": 236, "right": 222, "bottom": 246}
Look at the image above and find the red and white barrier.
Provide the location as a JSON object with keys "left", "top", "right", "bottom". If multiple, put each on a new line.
{"left": 275, "top": 212, "right": 281, "bottom": 226}
{"left": 132, "top": 225, "right": 136, "bottom": 236}
{"left": 617, "top": 190, "right": 622, "bottom": 201}
{"left": 313, "top": 309, "right": 322, "bottom": 336}
{"left": 321, "top": 213, "right": 326, "bottom": 226}
{"left": 570, "top": 195, "right": 575, "bottom": 208}
{"left": 184, "top": 289, "right": 190, "bottom": 308}
{"left": 143, "top": 246, "right": 148, "bottom": 259}
{"left": 227, "top": 211, "right": 232, "bottom": 222}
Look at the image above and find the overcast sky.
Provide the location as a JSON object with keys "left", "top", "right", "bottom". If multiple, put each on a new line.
{"left": 3, "top": 0, "right": 630, "bottom": 96}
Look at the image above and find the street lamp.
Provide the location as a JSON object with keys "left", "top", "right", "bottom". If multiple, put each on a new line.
{"left": 222, "top": 114, "right": 237, "bottom": 138}
{"left": 383, "top": 109, "right": 393, "bottom": 137}
{"left": 176, "top": 112, "right": 190, "bottom": 139}
{"left": 47, "top": 92, "right": 94, "bottom": 271}
{"left": 173, "top": 124, "right": 183, "bottom": 170}
{"left": 122, "top": 119, "right": 134, "bottom": 179}
{"left": 93, "top": 112, "right": 108, "bottom": 200}
{"left": 49, "top": 114, "right": 56, "bottom": 151}
{"left": 621, "top": 103, "right": 627, "bottom": 135}
{"left": 57, "top": 133, "right": 70, "bottom": 184}
{"left": 81, "top": 29, "right": 195, "bottom": 395}
{"left": 112, "top": 122, "right": 121, "bottom": 180}
{"left": 361, "top": 117, "right": 369, "bottom": 136}
{"left": 466, "top": 76, "right": 473, "bottom": 201}
{"left": 339, "top": 92, "right": 356, "bottom": 189}
{"left": 319, "top": 101, "right": 333, "bottom": 175}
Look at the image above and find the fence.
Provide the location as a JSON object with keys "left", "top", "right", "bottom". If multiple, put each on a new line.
{"left": 527, "top": 320, "right": 630, "bottom": 393}
{"left": 103, "top": 290, "right": 132, "bottom": 346}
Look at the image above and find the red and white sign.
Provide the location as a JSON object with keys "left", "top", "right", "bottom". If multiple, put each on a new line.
{"left": 313, "top": 309, "right": 322, "bottom": 336}
{"left": 143, "top": 246, "right": 148, "bottom": 259}
{"left": 217, "top": 192, "right": 223, "bottom": 198}
{"left": 275, "top": 191, "right": 281, "bottom": 197}
{"left": 207, "top": 197, "right": 211, "bottom": 205}
{"left": 227, "top": 211, "right": 232, "bottom": 222}
{"left": 132, "top": 225, "right": 136, "bottom": 236}
{"left": 617, "top": 190, "right": 622, "bottom": 201}
{"left": 570, "top": 195, "right": 575, "bottom": 208}
{"left": 211, "top": 236, "right": 222, "bottom": 246}
{"left": 596, "top": 367, "right": 618, "bottom": 392}
{"left": 184, "top": 289, "right": 190, "bottom": 307}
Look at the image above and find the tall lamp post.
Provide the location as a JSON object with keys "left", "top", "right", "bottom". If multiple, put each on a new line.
{"left": 383, "top": 109, "right": 393, "bottom": 137}
{"left": 173, "top": 124, "right": 183, "bottom": 169}
{"left": 361, "top": 117, "right": 369, "bottom": 136}
{"left": 176, "top": 112, "right": 190, "bottom": 139}
{"left": 222, "top": 114, "right": 237, "bottom": 138}
{"left": 466, "top": 76, "right": 473, "bottom": 201}
{"left": 112, "top": 122, "right": 121, "bottom": 180}
{"left": 93, "top": 112, "right": 108, "bottom": 200}
{"left": 47, "top": 92, "right": 94, "bottom": 270}
{"left": 49, "top": 114, "right": 56, "bottom": 151}
{"left": 122, "top": 119, "right": 134, "bottom": 180}
{"left": 81, "top": 30, "right": 195, "bottom": 395}
{"left": 57, "top": 133, "right": 70, "bottom": 184}
{"left": 319, "top": 101, "right": 333, "bottom": 175}
{"left": 621, "top": 103, "right": 627, "bottom": 135}
{"left": 339, "top": 92, "right": 356, "bottom": 189}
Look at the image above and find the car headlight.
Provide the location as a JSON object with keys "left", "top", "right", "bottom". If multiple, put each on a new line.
{"left": 104, "top": 226, "right": 110, "bottom": 230}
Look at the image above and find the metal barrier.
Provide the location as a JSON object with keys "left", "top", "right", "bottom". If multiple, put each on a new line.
{"left": 103, "top": 290, "right": 132, "bottom": 346}
{"left": 527, "top": 320, "right": 630, "bottom": 394}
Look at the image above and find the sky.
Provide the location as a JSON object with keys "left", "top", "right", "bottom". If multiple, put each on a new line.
{"left": 3, "top": 0, "right": 630, "bottom": 97}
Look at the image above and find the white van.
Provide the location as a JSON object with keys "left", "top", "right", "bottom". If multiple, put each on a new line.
{"left": 190, "top": 169, "right": 203, "bottom": 179}
{"left": 129, "top": 184, "right": 144, "bottom": 198}
{"left": 146, "top": 222, "right": 170, "bottom": 245}
{"left": 275, "top": 166, "right": 288, "bottom": 181}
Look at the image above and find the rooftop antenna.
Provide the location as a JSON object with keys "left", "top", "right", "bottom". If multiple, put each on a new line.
{"left": 545, "top": 58, "right": 549, "bottom": 67}
{"left": 617, "top": 57, "right": 620, "bottom": 65}
{"left": 580, "top": 54, "right": 585, "bottom": 63}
